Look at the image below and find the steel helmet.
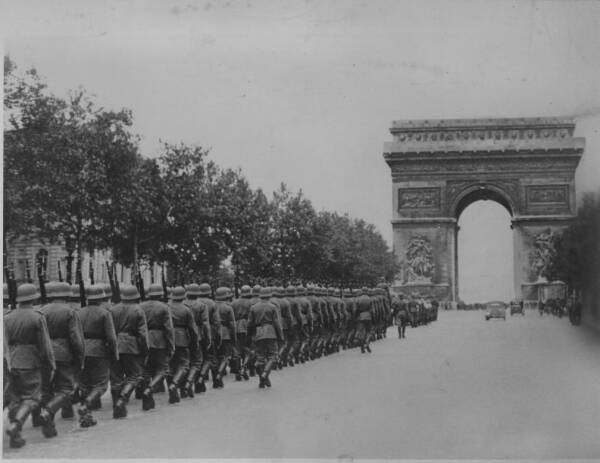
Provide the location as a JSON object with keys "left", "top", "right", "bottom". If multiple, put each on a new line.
{"left": 52, "top": 282, "right": 72, "bottom": 298}
{"left": 252, "top": 285, "right": 261, "bottom": 296}
{"left": 198, "top": 283, "right": 212, "bottom": 296}
{"left": 286, "top": 286, "right": 296, "bottom": 297}
{"left": 147, "top": 283, "right": 164, "bottom": 297}
{"left": 120, "top": 285, "right": 140, "bottom": 301}
{"left": 240, "top": 285, "right": 252, "bottom": 297}
{"left": 185, "top": 283, "right": 201, "bottom": 297}
{"left": 86, "top": 284, "right": 106, "bottom": 301}
{"left": 69, "top": 285, "right": 81, "bottom": 300}
{"left": 260, "top": 287, "right": 272, "bottom": 299}
{"left": 215, "top": 287, "right": 230, "bottom": 301}
{"left": 103, "top": 283, "right": 113, "bottom": 298}
{"left": 16, "top": 283, "right": 40, "bottom": 303}
{"left": 171, "top": 286, "right": 186, "bottom": 301}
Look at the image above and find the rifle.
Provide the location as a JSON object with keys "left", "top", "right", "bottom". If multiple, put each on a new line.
{"left": 161, "top": 264, "right": 168, "bottom": 302}
{"left": 89, "top": 258, "right": 95, "bottom": 286}
{"left": 36, "top": 258, "right": 47, "bottom": 304}
{"left": 106, "top": 262, "right": 117, "bottom": 302}
{"left": 137, "top": 262, "right": 146, "bottom": 301}
{"left": 25, "top": 259, "right": 33, "bottom": 283}
{"left": 57, "top": 260, "right": 63, "bottom": 282}
{"left": 76, "top": 257, "right": 86, "bottom": 307}
{"left": 112, "top": 262, "right": 121, "bottom": 303}
{"left": 4, "top": 259, "right": 17, "bottom": 310}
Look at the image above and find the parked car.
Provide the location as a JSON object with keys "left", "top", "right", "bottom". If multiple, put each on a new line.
{"left": 510, "top": 300, "right": 524, "bottom": 316}
{"left": 485, "top": 301, "right": 507, "bottom": 320}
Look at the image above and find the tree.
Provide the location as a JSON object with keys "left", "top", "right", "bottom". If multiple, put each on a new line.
{"left": 159, "top": 142, "right": 224, "bottom": 283}
{"left": 545, "top": 191, "right": 600, "bottom": 292}
{"left": 4, "top": 58, "right": 141, "bottom": 281}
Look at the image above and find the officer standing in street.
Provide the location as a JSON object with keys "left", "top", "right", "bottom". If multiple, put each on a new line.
{"left": 247, "top": 287, "right": 284, "bottom": 388}
{"left": 139, "top": 283, "right": 174, "bottom": 409}
{"left": 392, "top": 293, "right": 408, "bottom": 339}
{"left": 213, "top": 287, "right": 237, "bottom": 388}
{"left": 78, "top": 284, "right": 118, "bottom": 426}
{"left": 38, "top": 281, "right": 85, "bottom": 437}
{"left": 167, "top": 286, "right": 198, "bottom": 402}
{"left": 4, "top": 283, "right": 56, "bottom": 448}
{"left": 109, "top": 285, "right": 148, "bottom": 419}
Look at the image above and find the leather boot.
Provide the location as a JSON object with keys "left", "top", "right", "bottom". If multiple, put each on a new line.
{"left": 6, "top": 404, "right": 31, "bottom": 448}
{"left": 89, "top": 396, "right": 102, "bottom": 410}
{"left": 39, "top": 407, "right": 58, "bottom": 438}
{"left": 110, "top": 389, "right": 119, "bottom": 415}
{"left": 195, "top": 378, "right": 206, "bottom": 393}
{"left": 141, "top": 388, "right": 155, "bottom": 411}
{"left": 61, "top": 402, "right": 74, "bottom": 418}
{"left": 77, "top": 404, "right": 97, "bottom": 428}
{"left": 217, "top": 358, "right": 229, "bottom": 386}
{"left": 113, "top": 384, "right": 133, "bottom": 419}
{"left": 261, "top": 360, "right": 274, "bottom": 388}
{"left": 256, "top": 365, "right": 265, "bottom": 388}
{"left": 168, "top": 383, "right": 180, "bottom": 404}
{"left": 31, "top": 407, "right": 44, "bottom": 427}
{"left": 211, "top": 367, "right": 222, "bottom": 389}
{"left": 134, "top": 381, "right": 146, "bottom": 400}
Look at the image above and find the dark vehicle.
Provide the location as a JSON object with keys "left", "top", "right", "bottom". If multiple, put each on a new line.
{"left": 510, "top": 300, "right": 524, "bottom": 316}
{"left": 485, "top": 301, "right": 506, "bottom": 321}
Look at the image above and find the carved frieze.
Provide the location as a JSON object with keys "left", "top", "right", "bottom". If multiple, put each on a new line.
{"left": 406, "top": 236, "right": 434, "bottom": 283}
{"left": 529, "top": 229, "right": 558, "bottom": 279}
{"left": 398, "top": 188, "right": 440, "bottom": 210}
{"left": 526, "top": 185, "right": 568, "bottom": 205}
{"left": 389, "top": 117, "right": 576, "bottom": 145}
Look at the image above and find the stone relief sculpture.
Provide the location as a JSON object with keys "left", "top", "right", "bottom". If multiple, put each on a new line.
{"left": 406, "top": 236, "right": 434, "bottom": 282}
{"left": 531, "top": 229, "right": 557, "bottom": 278}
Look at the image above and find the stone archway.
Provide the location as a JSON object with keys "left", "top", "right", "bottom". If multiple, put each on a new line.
{"left": 383, "top": 117, "right": 584, "bottom": 302}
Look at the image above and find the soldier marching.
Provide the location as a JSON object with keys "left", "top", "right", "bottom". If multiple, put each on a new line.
{"left": 3, "top": 275, "right": 429, "bottom": 449}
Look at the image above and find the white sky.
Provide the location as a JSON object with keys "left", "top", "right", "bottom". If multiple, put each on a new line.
{"left": 3, "top": 0, "right": 600, "bottom": 301}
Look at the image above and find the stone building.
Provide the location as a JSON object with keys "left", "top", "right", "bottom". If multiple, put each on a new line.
{"left": 383, "top": 117, "right": 584, "bottom": 303}
{"left": 4, "top": 235, "right": 163, "bottom": 288}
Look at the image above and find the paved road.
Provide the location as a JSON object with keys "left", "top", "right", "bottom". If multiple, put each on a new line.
{"left": 4, "top": 310, "right": 600, "bottom": 459}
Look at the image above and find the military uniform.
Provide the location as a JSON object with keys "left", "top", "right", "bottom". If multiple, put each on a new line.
{"left": 184, "top": 283, "right": 211, "bottom": 395}
{"left": 197, "top": 284, "right": 221, "bottom": 388}
{"left": 296, "top": 287, "right": 313, "bottom": 362}
{"left": 78, "top": 284, "right": 118, "bottom": 426}
{"left": 4, "top": 284, "right": 56, "bottom": 448}
{"left": 231, "top": 286, "right": 253, "bottom": 379}
{"left": 248, "top": 287, "right": 284, "bottom": 388}
{"left": 214, "top": 287, "right": 237, "bottom": 388}
{"left": 355, "top": 288, "right": 373, "bottom": 353}
{"left": 38, "top": 281, "right": 85, "bottom": 435}
{"left": 167, "top": 286, "right": 198, "bottom": 402}
{"left": 109, "top": 285, "right": 149, "bottom": 418}
{"left": 140, "top": 284, "right": 174, "bottom": 409}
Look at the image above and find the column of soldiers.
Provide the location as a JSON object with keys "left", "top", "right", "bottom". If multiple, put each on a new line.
{"left": 390, "top": 293, "right": 439, "bottom": 339}
{"left": 3, "top": 280, "right": 393, "bottom": 449}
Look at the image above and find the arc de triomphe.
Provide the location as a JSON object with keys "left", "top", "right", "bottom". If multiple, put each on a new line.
{"left": 383, "top": 117, "right": 584, "bottom": 302}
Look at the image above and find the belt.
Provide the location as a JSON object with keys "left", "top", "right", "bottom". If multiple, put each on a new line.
{"left": 173, "top": 323, "right": 187, "bottom": 328}
{"left": 9, "top": 342, "right": 36, "bottom": 347}
{"left": 85, "top": 333, "right": 106, "bottom": 340}
{"left": 147, "top": 324, "right": 162, "bottom": 330}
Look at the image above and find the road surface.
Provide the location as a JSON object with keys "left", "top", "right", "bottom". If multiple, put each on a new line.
{"left": 4, "top": 310, "right": 600, "bottom": 459}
